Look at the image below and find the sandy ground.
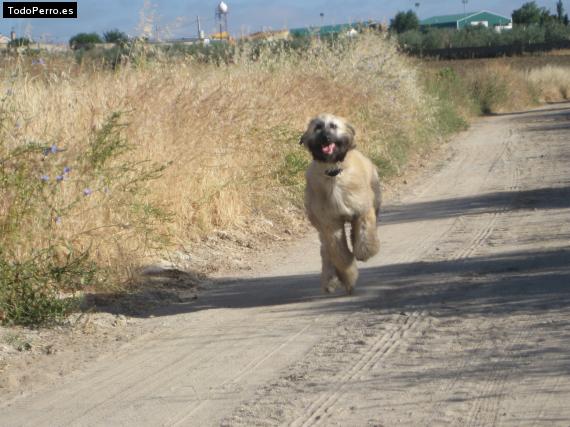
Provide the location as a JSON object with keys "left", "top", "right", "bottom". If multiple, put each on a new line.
{"left": 1, "top": 102, "right": 569, "bottom": 426}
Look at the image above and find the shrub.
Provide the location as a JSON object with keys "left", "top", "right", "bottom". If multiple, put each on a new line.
{"left": 0, "top": 109, "right": 170, "bottom": 325}
{"left": 0, "top": 247, "right": 95, "bottom": 326}
{"left": 398, "top": 22, "right": 570, "bottom": 51}
{"left": 69, "top": 32, "right": 103, "bottom": 50}
{"left": 8, "top": 37, "right": 31, "bottom": 48}
{"left": 103, "top": 29, "right": 129, "bottom": 46}
{"left": 423, "top": 67, "right": 472, "bottom": 132}
{"left": 390, "top": 10, "right": 420, "bottom": 34}
{"left": 467, "top": 66, "right": 510, "bottom": 114}
{"left": 544, "top": 21, "right": 570, "bottom": 42}
{"left": 398, "top": 30, "right": 424, "bottom": 50}
{"left": 449, "top": 26, "right": 500, "bottom": 48}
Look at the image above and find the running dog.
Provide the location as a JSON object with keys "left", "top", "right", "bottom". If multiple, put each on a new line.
{"left": 300, "top": 114, "right": 381, "bottom": 294}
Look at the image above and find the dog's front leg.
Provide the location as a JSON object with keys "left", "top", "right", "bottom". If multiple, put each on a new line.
{"left": 321, "top": 224, "right": 358, "bottom": 294}
{"left": 352, "top": 207, "right": 380, "bottom": 262}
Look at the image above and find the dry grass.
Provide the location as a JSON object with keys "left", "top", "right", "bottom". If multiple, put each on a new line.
{"left": 465, "top": 62, "right": 538, "bottom": 113}
{"left": 526, "top": 65, "right": 570, "bottom": 101}
{"left": 1, "top": 35, "right": 436, "bottom": 289}
{"left": 425, "top": 56, "right": 570, "bottom": 113}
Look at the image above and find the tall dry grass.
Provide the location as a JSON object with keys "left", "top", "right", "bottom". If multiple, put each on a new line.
{"left": 526, "top": 65, "right": 570, "bottom": 101}
{"left": 1, "top": 35, "right": 438, "bottom": 317}
{"left": 425, "top": 57, "right": 570, "bottom": 113}
{"left": 5, "top": 36, "right": 434, "bottom": 242}
{"left": 465, "top": 62, "right": 539, "bottom": 114}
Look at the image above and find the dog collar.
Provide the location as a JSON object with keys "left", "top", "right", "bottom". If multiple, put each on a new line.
{"left": 325, "top": 167, "right": 343, "bottom": 177}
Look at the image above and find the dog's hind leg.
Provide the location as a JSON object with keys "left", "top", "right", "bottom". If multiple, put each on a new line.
{"left": 319, "top": 240, "right": 342, "bottom": 293}
{"left": 352, "top": 207, "right": 380, "bottom": 262}
{"left": 322, "top": 225, "right": 358, "bottom": 294}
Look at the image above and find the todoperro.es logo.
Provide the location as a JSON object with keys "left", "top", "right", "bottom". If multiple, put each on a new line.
{"left": 3, "top": 2, "right": 77, "bottom": 18}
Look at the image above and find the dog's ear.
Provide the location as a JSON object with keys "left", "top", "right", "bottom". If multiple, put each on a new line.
{"left": 299, "top": 119, "right": 316, "bottom": 146}
{"left": 299, "top": 129, "right": 312, "bottom": 146}
{"left": 346, "top": 123, "right": 356, "bottom": 139}
{"left": 345, "top": 122, "right": 356, "bottom": 148}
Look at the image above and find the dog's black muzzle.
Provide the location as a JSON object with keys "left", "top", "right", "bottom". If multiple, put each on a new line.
{"left": 317, "top": 131, "right": 335, "bottom": 145}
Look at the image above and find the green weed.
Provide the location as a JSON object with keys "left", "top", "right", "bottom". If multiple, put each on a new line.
{"left": 0, "top": 111, "right": 171, "bottom": 326}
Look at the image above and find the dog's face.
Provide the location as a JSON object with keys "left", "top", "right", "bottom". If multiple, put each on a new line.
{"left": 300, "top": 114, "right": 356, "bottom": 163}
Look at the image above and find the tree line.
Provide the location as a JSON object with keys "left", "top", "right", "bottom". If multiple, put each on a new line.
{"left": 4, "top": 29, "right": 129, "bottom": 50}
{"left": 391, "top": 1, "right": 570, "bottom": 51}
{"left": 68, "top": 29, "right": 129, "bottom": 50}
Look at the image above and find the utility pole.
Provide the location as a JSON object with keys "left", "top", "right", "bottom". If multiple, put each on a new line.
{"left": 197, "top": 16, "right": 203, "bottom": 40}
{"left": 462, "top": 0, "right": 468, "bottom": 14}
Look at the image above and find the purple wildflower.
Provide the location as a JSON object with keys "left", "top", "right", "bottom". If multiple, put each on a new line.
{"left": 40, "top": 175, "right": 49, "bottom": 182}
{"left": 83, "top": 188, "right": 92, "bottom": 196}
{"left": 56, "top": 175, "right": 64, "bottom": 182}
{"left": 55, "top": 216, "right": 62, "bottom": 225}
{"left": 50, "top": 144, "right": 58, "bottom": 154}
{"left": 63, "top": 166, "right": 71, "bottom": 174}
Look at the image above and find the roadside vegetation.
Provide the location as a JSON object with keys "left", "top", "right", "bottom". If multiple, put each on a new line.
{"left": 1, "top": 31, "right": 570, "bottom": 326}
{"left": 394, "top": 1, "right": 570, "bottom": 51}
{"left": 399, "top": 22, "right": 570, "bottom": 51}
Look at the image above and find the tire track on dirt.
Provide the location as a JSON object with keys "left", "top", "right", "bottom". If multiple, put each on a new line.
{"left": 40, "top": 326, "right": 233, "bottom": 425}
{"left": 3, "top": 316, "right": 217, "bottom": 422}
{"left": 530, "top": 372, "right": 564, "bottom": 427}
{"left": 388, "top": 129, "right": 525, "bottom": 426}
{"left": 167, "top": 316, "right": 324, "bottom": 427}
{"left": 450, "top": 132, "right": 520, "bottom": 262}
{"left": 463, "top": 319, "right": 531, "bottom": 427}
{"left": 290, "top": 311, "right": 427, "bottom": 427}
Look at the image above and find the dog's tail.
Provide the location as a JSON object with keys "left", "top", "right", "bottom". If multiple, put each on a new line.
{"left": 371, "top": 168, "right": 382, "bottom": 221}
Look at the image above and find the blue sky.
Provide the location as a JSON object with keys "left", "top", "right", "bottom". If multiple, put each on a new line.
{"left": 0, "top": 1, "right": 564, "bottom": 43}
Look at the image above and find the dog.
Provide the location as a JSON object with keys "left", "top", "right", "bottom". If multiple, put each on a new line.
{"left": 300, "top": 114, "right": 381, "bottom": 294}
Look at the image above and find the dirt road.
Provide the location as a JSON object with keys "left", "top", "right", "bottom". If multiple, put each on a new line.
{"left": 2, "top": 103, "right": 570, "bottom": 426}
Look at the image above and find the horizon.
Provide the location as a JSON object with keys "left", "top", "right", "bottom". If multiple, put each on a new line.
{"left": 0, "top": 1, "right": 564, "bottom": 44}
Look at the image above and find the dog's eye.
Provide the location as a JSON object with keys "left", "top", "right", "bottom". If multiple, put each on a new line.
{"left": 329, "top": 122, "right": 337, "bottom": 130}
{"left": 315, "top": 123, "right": 323, "bottom": 131}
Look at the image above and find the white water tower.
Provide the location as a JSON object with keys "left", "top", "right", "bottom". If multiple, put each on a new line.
{"left": 216, "top": 1, "right": 229, "bottom": 40}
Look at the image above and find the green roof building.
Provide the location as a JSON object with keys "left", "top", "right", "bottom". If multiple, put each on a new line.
{"left": 421, "top": 11, "right": 512, "bottom": 31}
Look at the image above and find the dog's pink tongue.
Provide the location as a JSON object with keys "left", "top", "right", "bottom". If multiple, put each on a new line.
{"left": 322, "top": 143, "right": 336, "bottom": 155}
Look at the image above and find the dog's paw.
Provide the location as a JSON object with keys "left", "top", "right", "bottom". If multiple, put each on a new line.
{"left": 322, "top": 277, "right": 341, "bottom": 294}
{"left": 335, "top": 263, "right": 358, "bottom": 296}
{"left": 353, "top": 239, "right": 380, "bottom": 262}
{"left": 354, "top": 246, "right": 374, "bottom": 262}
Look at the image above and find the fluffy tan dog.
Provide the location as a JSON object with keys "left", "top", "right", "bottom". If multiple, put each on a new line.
{"left": 300, "top": 114, "right": 381, "bottom": 294}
